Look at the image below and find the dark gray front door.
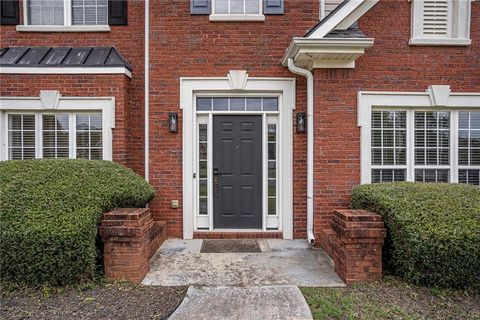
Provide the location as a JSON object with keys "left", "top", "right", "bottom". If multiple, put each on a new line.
{"left": 213, "top": 115, "right": 263, "bottom": 229}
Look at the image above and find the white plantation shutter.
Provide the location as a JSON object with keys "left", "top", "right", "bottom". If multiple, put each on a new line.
{"left": 422, "top": 0, "right": 450, "bottom": 37}
{"left": 72, "top": 0, "right": 108, "bottom": 25}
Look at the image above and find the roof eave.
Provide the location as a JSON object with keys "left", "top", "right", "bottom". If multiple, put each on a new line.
{"left": 307, "top": 0, "right": 379, "bottom": 39}
{"left": 281, "top": 37, "right": 375, "bottom": 70}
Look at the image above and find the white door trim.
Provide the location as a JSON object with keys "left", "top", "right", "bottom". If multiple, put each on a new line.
{"left": 180, "top": 72, "right": 296, "bottom": 239}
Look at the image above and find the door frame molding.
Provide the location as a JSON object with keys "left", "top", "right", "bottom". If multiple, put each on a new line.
{"left": 180, "top": 73, "right": 296, "bottom": 239}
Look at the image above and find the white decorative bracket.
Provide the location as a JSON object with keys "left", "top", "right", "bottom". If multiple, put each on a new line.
{"left": 427, "top": 85, "right": 451, "bottom": 107}
{"left": 227, "top": 70, "right": 249, "bottom": 90}
{"left": 39, "top": 90, "right": 61, "bottom": 109}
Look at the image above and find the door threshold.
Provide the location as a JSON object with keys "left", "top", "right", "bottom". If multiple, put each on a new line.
{"left": 196, "top": 229, "right": 279, "bottom": 232}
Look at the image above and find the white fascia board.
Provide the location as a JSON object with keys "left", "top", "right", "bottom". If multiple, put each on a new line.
{"left": 281, "top": 37, "right": 375, "bottom": 67}
{"left": 0, "top": 67, "right": 132, "bottom": 78}
{"left": 307, "top": 0, "right": 379, "bottom": 39}
{"left": 336, "top": 0, "right": 379, "bottom": 30}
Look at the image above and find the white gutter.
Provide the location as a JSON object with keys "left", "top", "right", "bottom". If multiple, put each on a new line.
{"left": 144, "top": 0, "right": 150, "bottom": 182}
{"left": 287, "top": 58, "right": 315, "bottom": 245}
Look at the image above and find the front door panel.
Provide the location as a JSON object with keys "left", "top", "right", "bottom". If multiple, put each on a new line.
{"left": 213, "top": 115, "right": 263, "bottom": 229}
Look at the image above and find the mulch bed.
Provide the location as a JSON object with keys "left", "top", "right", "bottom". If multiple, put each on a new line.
{"left": 301, "top": 276, "right": 480, "bottom": 320}
{"left": 200, "top": 239, "right": 262, "bottom": 253}
{"left": 0, "top": 282, "right": 187, "bottom": 320}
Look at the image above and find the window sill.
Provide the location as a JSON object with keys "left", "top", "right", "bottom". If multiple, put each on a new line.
{"left": 16, "top": 25, "right": 111, "bottom": 33}
{"left": 209, "top": 14, "right": 265, "bottom": 22}
{"left": 409, "top": 38, "right": 471, "bottom": 46}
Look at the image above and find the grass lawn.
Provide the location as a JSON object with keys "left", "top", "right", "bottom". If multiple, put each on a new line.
{"left": 301, "top": 277, "right": 480, "bottom": 320}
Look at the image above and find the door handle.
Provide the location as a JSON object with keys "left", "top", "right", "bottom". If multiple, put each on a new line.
{"left": 213, "top": 167, "right": 221, "bottom": 197}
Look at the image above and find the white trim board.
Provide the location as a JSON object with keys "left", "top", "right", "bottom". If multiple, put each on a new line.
{"left": 180, "top": 71, "right": 295, "bottom": 240}
{"left": 307, "top": 0, "right": 379, "bottom": 39}
{"left": 0, "top": 91, "right": 115, "bottom": 161}
{"left": 0, "top": 67, "right": 132, "bottom": 78}
{"left": 358, "top": 86, "right": 480, "bottom": 184}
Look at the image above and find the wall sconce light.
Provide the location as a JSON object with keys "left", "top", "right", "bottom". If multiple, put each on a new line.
{"left": 168, "top": 112, "right": 178, "bottom": 133}
{"left": 297, "top": 112, "right": 306, "bottom": 133}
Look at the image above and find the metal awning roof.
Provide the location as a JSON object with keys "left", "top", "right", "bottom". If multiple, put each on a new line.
{"left": 0, "top": 46, "right": 132, "bottom": 71}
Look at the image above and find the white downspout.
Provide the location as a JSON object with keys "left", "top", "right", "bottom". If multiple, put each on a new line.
{"left": 287, "top": 58, "right": 315, "bottom": 245}
{"left": 144, "top": 0, "right": 150, "bottom": 182}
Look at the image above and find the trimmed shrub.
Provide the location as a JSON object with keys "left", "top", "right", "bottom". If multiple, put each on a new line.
{"left": 0, "top": 159, "right": 155, "bottom": 285}
{"left": 351, "top": 182, "right": 480, "bottom": 289}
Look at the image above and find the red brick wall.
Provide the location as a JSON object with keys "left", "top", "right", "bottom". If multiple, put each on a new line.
{"left": 312, "top": 1, "right": 480, "bottom": 238}
{"left": 146, "top": 0, "right": 319, "bottom": 237}
{"left": 1, "top": 1, "right": 479, "bottom": 240}
{"left": 0, "top": 0, "right": 146, "bottom": 175}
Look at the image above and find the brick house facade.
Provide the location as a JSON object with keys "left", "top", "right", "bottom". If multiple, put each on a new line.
{"left": 1, "top": 0, "right": 479, "bottom": 245}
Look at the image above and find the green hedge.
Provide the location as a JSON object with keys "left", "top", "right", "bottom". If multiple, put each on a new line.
{"left": 351, "top": 182, "right": 480, "bottom": 289}
{"left": 0, "top": 159, "right": 155, "bottom": 285}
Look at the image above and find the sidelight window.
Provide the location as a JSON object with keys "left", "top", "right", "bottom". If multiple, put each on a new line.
{"left": 267, "top": 123, "right": 277, "bottom": 215}
{"left": 198, "top": 123, "right": 209, "bottom": 216}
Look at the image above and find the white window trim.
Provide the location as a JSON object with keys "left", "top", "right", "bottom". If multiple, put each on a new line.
{"left": 0, "top": 92, "right": 115, "bottom": 161}
{"left": 409, "top": 0, "right": 472, "bottom": 46}
{"left": 180, "top": 72, "right": 295, "bottom": 240}
{"left": 358, "top": 86, "right": 480, "bottom": 184}
{"left": 209, "top": 0, "right": 265, "bottom": 21}
{"left": 17, "top": 0, "right": 111, "bottom": 32}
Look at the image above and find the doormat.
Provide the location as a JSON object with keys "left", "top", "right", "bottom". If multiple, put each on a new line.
{"left": 200, "top": 239, "right": 262, "bottom": 253}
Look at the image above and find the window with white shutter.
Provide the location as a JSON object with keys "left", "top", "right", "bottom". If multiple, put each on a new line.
{"left": 72, "top": 0, "right": 108, "bottom": 26}
{"left": 25, "top": 0, "right": 108, "bottom": 27}
{"left": 410, "top": 0, "right": 472, "bottom": 46}
{"left": 367, "top": 108, "right": 480, "bottom": 186}
{"left": 5, "top": 112, "right": 105, "bottom": 160}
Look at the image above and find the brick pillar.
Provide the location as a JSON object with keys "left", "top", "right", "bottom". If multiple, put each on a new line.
{"left": 331, "top": 210, "right": 386, "bottom": 284}
{"left": 99, "top": 208, "right": 167, "bottom": 283}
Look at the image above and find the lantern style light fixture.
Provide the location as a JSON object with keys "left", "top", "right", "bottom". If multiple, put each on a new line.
{"left": 297, "top": 112, "right": 306, "bottom": 133}
{"left": 168, "top": 112, "right": 178, "bottom": 132}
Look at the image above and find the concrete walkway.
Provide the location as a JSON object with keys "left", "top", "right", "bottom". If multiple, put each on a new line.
{"left": 169, "top": 285, "right": 313, "bottom": 320}
{"left": 142, "top": 239, "right": 344, "bottom": 320}
{"left": 143, "top": 239, "right": 344, "bottom": 287}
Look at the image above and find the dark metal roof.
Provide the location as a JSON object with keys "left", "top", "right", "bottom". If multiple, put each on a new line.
{"left": 324, "top": 22, "right": 366, "bottom": 38}
{"left": 0, "top": 47, "right": 132, "bottom": 71}
{"left": 304, "top": 0, "right": 350, "bottom": 37}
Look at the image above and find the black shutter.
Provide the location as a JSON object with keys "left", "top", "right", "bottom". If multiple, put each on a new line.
{"left": 108, "top": 0, "right": 127, "bottom": 25}
{"left": 264, "top": 0, "right": 284, "bottom": 15}
{"left": 0, "top": 0, "right": 19, "bottom": 25}
{"left": 191, "top": 0, "right": 211, "bottom": 15}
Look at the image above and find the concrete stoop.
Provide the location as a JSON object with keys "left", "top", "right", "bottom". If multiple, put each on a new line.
{"left": 143, "top": 239, "right": 344, "bottom": 320}
{"left": 169, "top": 285, "right": 313, "bottom": 320}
